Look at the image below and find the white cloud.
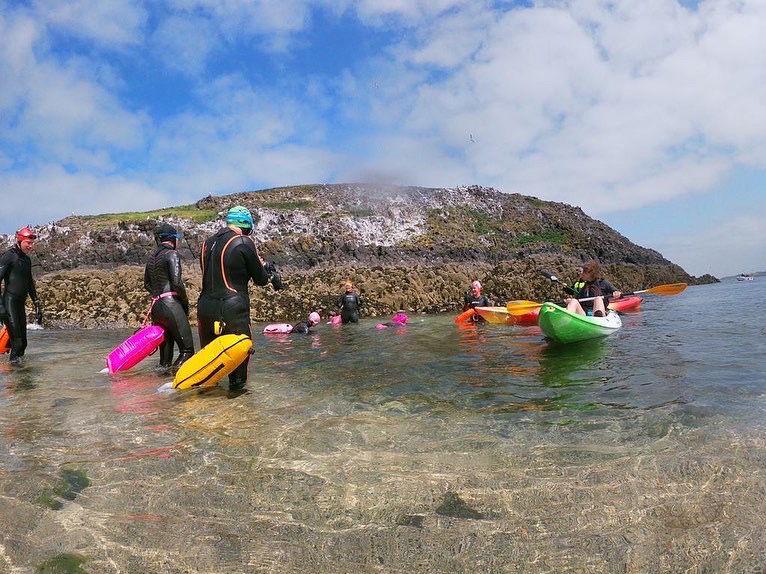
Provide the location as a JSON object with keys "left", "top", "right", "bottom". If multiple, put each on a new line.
{"left": 33, "top": 0, "right": 147, "bottom": 46}
{"left": 151, "top": 14, "right": 217, "bottom": 76}
{"left": 0, "top": 166, "right": 168, "bottom": 226}
{"left": 0, "top": 9, "right": 147, "bottom": 166}
{"left": 352, "top": 0, "right": 766, "bottom": 214}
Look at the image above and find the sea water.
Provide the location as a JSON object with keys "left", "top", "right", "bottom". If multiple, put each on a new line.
{"left": 1, "top": 279, "right": 765, "bottom": 573}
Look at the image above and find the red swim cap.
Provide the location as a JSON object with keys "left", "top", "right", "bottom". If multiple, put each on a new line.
{"left": 15, "top": 226, "right": 37, "bottom": 242}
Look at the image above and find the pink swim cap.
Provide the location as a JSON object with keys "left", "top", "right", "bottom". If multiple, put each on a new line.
{"left": 391, "top": 312, "right": 408, "bottom": 324}
{"left": 471, "top": 280, "right": 482, "bottom": 289}
{"left": 308, "top": 312, "right": 321, "bottom": 325}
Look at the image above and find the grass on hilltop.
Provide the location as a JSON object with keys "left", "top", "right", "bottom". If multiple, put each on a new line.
{"left": 78, "top": 205, "right": 219, "bottom": 227}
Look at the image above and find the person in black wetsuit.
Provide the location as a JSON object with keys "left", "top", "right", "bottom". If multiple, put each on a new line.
{"left": 337, "top": 281, "right": 362, "bottom": 324}
{"left": 197, "top": 206, "right": 283, "bottom": 390}
{"left": 144, "top": 223, "right": 194, "bottom": 372}
{"left": 0, "top": 227, "right": 43, "bottom": 364}
{"left": 565, "top": 260, "right": 622, "bottom": 317}
{"left": 290, "top": 312, "right": 320, "bottom": 334}
{"left": 462, "top": 280, "right": 490, "bottom": 322}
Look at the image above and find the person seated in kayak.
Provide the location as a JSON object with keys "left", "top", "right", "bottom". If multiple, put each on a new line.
{"left": 564, "top": 260, "right": 621, "bottom": 317}
{"left": 290, "top": 312, "right": 321, "bottom": 334}
{"left": 338, "top": 281, "right": 363, "bottom": 324}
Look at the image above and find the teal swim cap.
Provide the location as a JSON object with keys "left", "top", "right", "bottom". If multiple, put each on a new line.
{"left": 226, "top": 206, "right": 254, "bottom": 229}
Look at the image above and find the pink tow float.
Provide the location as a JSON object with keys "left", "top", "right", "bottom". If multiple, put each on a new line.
{"left": 105, "top": 325, "right": 165, "bottom": 373}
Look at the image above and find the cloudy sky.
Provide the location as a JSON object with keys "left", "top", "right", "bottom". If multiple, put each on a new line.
{"left": 1, "top": 0, "right": 764, "bottom": 277}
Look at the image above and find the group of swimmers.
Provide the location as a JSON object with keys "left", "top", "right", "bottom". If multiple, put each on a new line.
{"left": 1, "top": 208, "right": 623, "bottom": 386}
{"left": 0, "top": 207, "right": 373, "bottom": 388}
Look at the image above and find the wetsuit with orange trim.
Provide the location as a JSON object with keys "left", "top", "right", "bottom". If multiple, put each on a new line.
{"left": 197, "top": 227, "right": 271, "bottom": 389}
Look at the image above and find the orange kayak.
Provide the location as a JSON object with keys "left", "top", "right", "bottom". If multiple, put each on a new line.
{"left": 0, "top": 325, "right": 9, "bottom": 353}
{"left": 454, "top": 308, "right": 477, "bottom": 324}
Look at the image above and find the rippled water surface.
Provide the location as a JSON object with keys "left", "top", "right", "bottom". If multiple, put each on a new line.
{"left": 2, "top": 279, "right": 766, "bottom": 573}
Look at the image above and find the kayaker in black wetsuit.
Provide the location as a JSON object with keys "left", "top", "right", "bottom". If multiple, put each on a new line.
{"left": 198, "top": 206, "right": 283, "bottom": 390}
{"left": 144, "top": 223, "right": 194, "bottom": 372}
{"left": 0, "top": 227, "right": 42, "bottom": 364}
{"left": 290, "top": 312, "right": 320, "bottom": 334}
{"left": 338, "top": 281, "right": 362, "bottom": 324}
{"left": 565, "top": 260, "right": 621, "bottom": 317}
{"left": 463, "top": 280, "right": 490, "bottom": 322}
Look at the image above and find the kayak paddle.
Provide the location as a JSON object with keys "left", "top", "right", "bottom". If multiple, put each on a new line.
{"left": 576, "top": 282, "right": 687, "bottom": 302}
{"left": 540, "top": 269, "right": 577, "bottom": 294}
{"left": 506, "top": 282, "right": 688, "bottom": 313}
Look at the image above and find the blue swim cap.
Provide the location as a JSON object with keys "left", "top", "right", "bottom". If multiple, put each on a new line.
{"left": 226, "top": 206, "right": 254, "bottom": 229}
{"left": 155, "top": 223, "right": 179, "bottom": 243}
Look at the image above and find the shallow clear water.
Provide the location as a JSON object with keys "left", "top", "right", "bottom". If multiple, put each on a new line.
{"left": 1, "top": 280, "right": 766, "bottom": 572}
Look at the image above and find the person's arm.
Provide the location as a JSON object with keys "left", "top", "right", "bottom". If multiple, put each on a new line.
{"left": 356, "top": 293, "right": 363, "bottom": 307}
{"left": 143, "top": 263, "right": 151, "bottom": 293}
{"left": 0, "top": 252, "right": 13, "bottom": 320}
{"left": 600, "top": 279, "right": 619, "bottom": 300}
{"left": 27, "top": 255, "right": 41, "bottom": 323}
{"left": 167, "top": 252, "right": 189, "bottom": 311}
{"left": 263, "top": 261, "right": 284, "bottom": 290}
{"left": 239, "top": 238, "right": 270, "bottom": 286}
{"left": 28, "top": 270, "right": 38, "bottom": 303}
{"left": 0, "top": 250, "right": 13, "bottom": 285}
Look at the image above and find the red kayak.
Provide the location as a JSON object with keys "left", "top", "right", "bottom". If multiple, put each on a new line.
{"left": 607, "top": 296, "right": 642, "bottom": 313}
{"left": 511, "top": 308, "right": 540, "bottom": 326}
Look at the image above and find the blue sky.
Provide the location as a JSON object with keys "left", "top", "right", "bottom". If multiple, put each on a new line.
{"left": 1, "top": 0, "right": 765, "bottom": 277}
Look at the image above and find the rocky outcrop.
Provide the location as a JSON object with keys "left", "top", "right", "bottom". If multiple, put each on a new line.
{"left": 34, "top": 257, "right": 702, "bottom": 329}
{"left": 3, "top": 183, "right": 716, "bottom": 328}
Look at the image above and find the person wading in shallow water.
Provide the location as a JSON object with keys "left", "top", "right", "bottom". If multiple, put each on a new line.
{"left": 0, "top": 227, "right": 42, "bottom": 364}
{"left": 197, "top": 206, "right": 283, "bottom": 390}
{"left": 144, "top": 223, "right": 194, "bottom": 373}
{"left": 337, "top": 281, "right": 363, "bottom": 324}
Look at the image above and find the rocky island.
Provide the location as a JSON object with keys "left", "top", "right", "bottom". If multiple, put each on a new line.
{"left": 4, "top": 184, "right": 717, "bottom": 328}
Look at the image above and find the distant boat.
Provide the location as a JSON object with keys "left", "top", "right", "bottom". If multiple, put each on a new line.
{"left": 736, "top": 273, "right": 754, "bottom": 281}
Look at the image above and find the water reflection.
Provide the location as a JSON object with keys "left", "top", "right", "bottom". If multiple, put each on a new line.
{"left": 537, "top": 339, "right": 608, "bottom": 388}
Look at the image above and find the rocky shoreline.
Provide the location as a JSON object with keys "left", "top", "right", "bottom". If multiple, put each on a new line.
{"left": 4, "top": 183, "right": 717, "bottom": 328}
{"left": 35, "top": 256, "right": 709, "bottom": 329}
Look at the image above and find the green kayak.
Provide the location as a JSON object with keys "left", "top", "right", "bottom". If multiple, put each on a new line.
{"left": 537, "top": 302, "right": 622, "bottom": 343}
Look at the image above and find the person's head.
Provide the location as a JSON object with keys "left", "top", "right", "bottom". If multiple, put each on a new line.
{"left": 391, "top": 312, "right": 408, "bottom": 325}
{"left": 308, "top": 311, "right": 321, "bottom": 326}
{"left": 15, "top": 226, "right": 36, "bottom": 254}
{"left": 575, "top": 265, "right": 584, "bottom": 277}
{"left": 471, "top": 280, "right": 482, "bottom": 297}
{"left": 226, "top": 206, "right": 254, "bottom": 236}
{"left": 582, "top": 260, "right": 600, "bottom": 282}
{"left": 155, "top": 223, "right": 180, "bottom": 248}
{"left": 344, "top": 281, "right": 354, "bottom": 293}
